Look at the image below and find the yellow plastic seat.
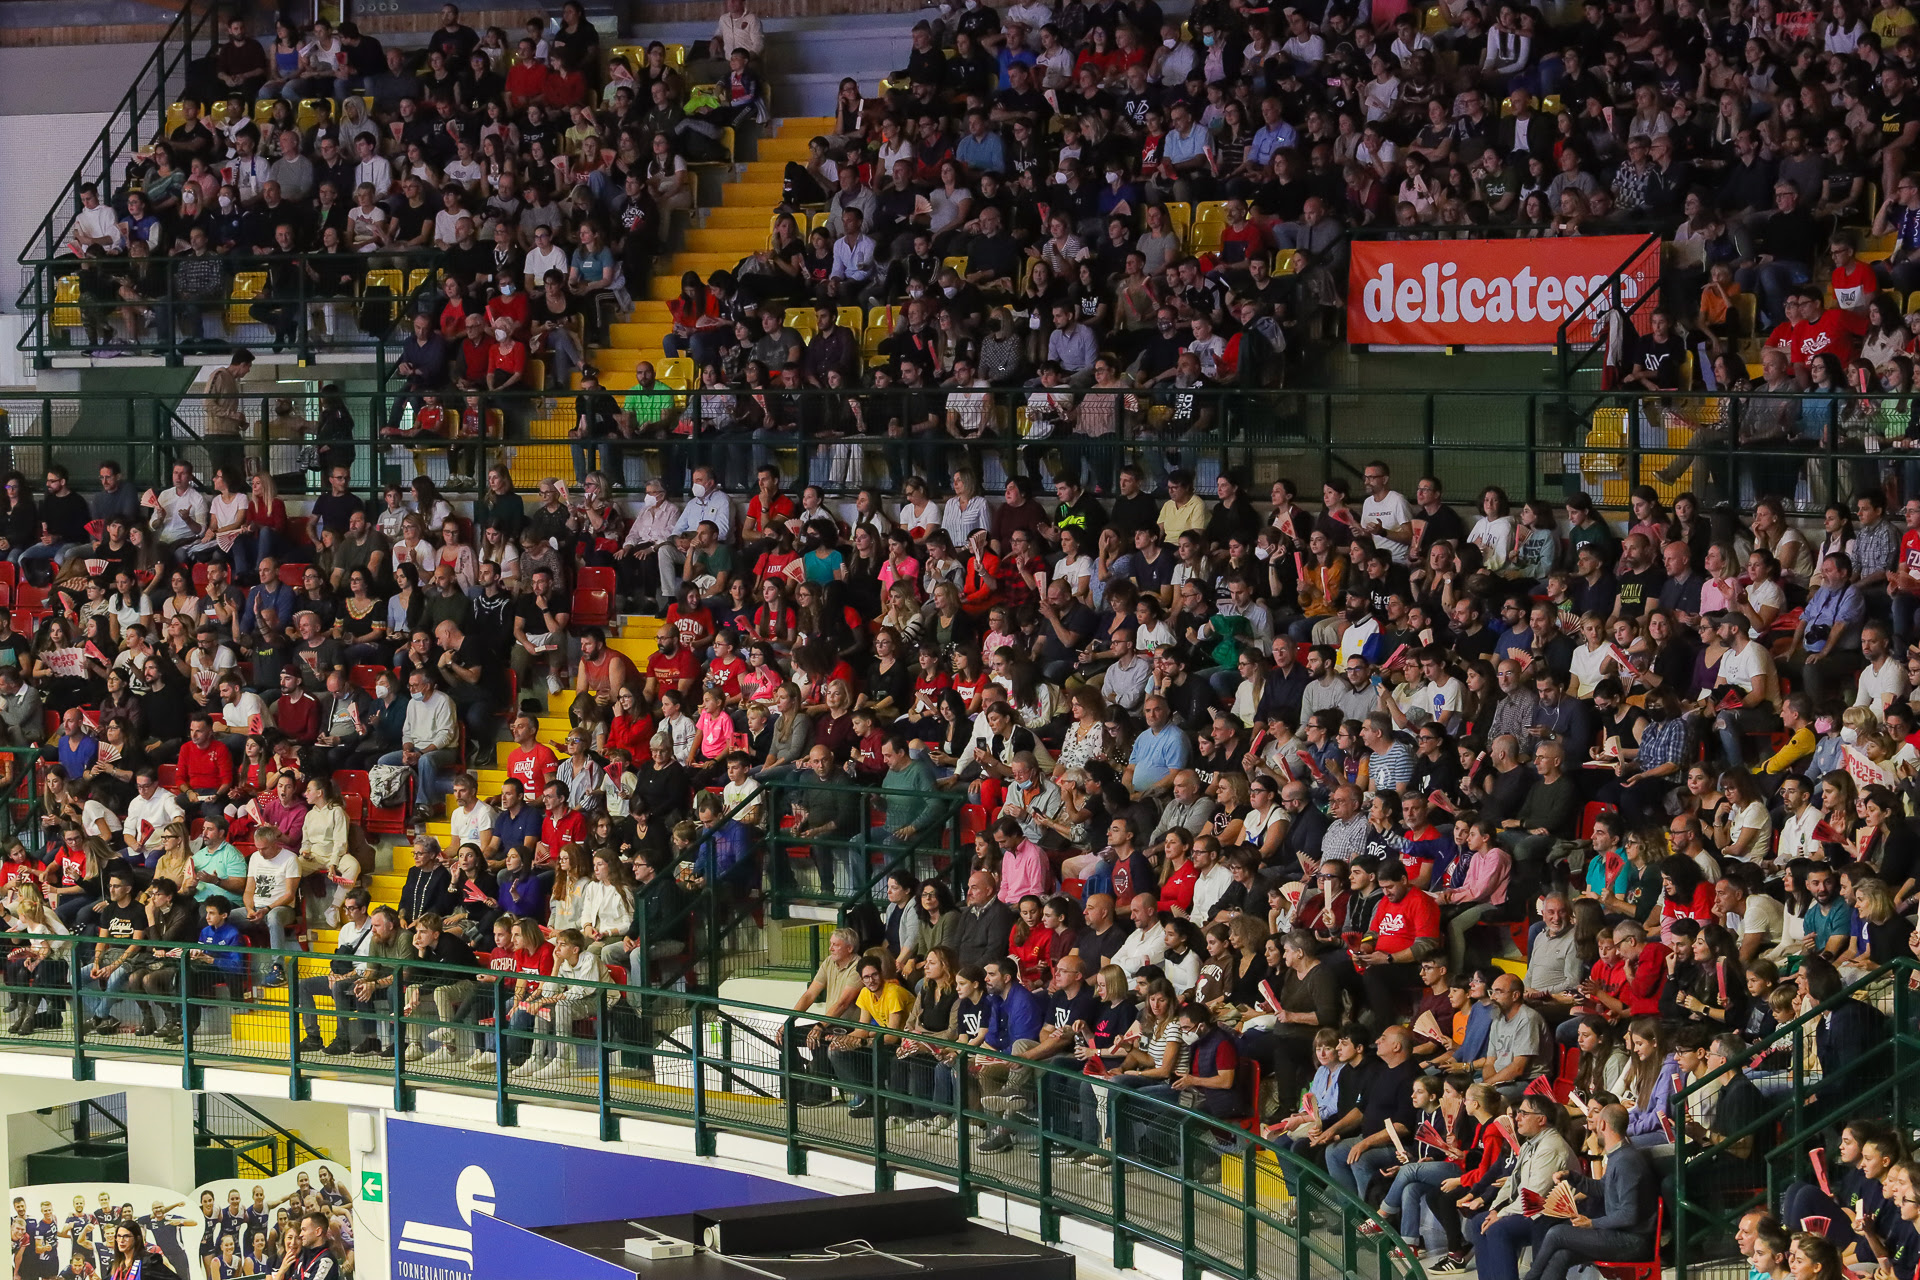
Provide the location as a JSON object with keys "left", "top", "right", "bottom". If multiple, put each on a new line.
{"left": 406, "top": 268, "right": 435, "bottom": 295}
{"left": 943, "top": 254, "right": 970, "bottom": 278}
{"left": 362, "top": 268, "right": 403, "bottom": 296}
{"left": 165, "top": 101, "right": 200, "bottom": 135}
{"left": 867, "top": 304, "right": 900, "bottom": 330}
{"left": 226, "top": 271, "right": 266, "bottom": 327}
{"left": 810, "top": 210, "right": 836, "bottom": 232}
{"left": 53, "top": 275, "right": 81, "bottom": 330}
{"left": 1274, "top": 250, "right": 1301, "bottom": 275}
{"left": 252, "top": 100, "right": 277, "bottom": 125}
{"left": 782, "top": 307, "right": 818, "bottom": 337}
{"left": 1164, "top": 201, "right": 1192, "bottom": 248}
{"left": 659, "top": 357, "right": 695, "bottom": 390}
{"left": 835, "top": 306, "right": 863, "bottom": 332}
{"left": 665, "top": 43, "right": 686, "bottom": 68}
{"left": 609, "top": 44, "right": 647, "bottom": 73}
{"left": 862, "top": 325, "right": 888, "bottom": 358}
{"left": 296, "top": 98, "right": 331, "bottom": 132}
{"left": 1539, "top": 94, "right": 1562, "bottom": 115}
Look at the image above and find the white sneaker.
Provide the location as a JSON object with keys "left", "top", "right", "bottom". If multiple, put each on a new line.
{"left": 531, "top": 1058, "right": 570, "bottom": 1080}
{"left": 420, "top": 1046, "right": 458, "bottom": 1067}
{"left": 402, "top": 1043, "right": 424, "bottom": 1061}
{"left": 546, "top": 673, "right": 563, "bottom": 695}
{"left": 428, "top": 1028, "right": 454, "bottom": 1046}
{"left": 463, "top": 1050, "right": 495, "bottom": 1070}
{"left": 510, "top": 1056, "right": 542, "bottom": 1077}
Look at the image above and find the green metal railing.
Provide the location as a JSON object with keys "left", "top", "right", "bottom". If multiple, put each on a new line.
{"left": 0, "top": 384, "right": 1900, "bottom": 517}
{"left": 0, "top": 929, "right": 1414, "bottom": 1280}
{"left": 194, "top": 1095, "right": 330, "bottom": 1178}
{"left": 13, "top": 0, "right": 222, "bottom": 352}
{"left": 1672, "top": 959, "right": 1919, "bottom": 1280}
{"left": 641, "top": 775, "right": 967, "bottom": 991}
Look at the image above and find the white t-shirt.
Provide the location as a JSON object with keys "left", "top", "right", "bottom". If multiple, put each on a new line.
{"left": 1855, "top": 655, "right": 1909, "bottom": 717}
{"left": 1362, "top": 491, "right": 1415, "bottom": 563}
{"left": 450, "top": 799, "right": 497, "bottom": 850}
{"left": 1730, "top": 798, "right": 1774, "bottom": 859}
{"left": 524, "top": 244, "right": 568, "bottom": 284}
{"left": 1715, "top": 638, "right": 1776, "bottom": 704}
{"left": 219, "top": 690, "right": 267, "bottom": 733}
{"left": 247, "top": 848, "right": 300, "bottom": 910}
{"left": 154, "top": 486, "right": 210, "bottom": 546}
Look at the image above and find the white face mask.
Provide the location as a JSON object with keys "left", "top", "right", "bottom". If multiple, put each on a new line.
{"left": 411, "top": 691, "right": 426, "bottom": 703}
{"left": 218, "top": 196, "right": 233, "bottom": 211}
{"left": 943, "top": 284, "right": 958, "bottom": 298}
{"left": 1106, "top": 170, "right": 1122, "bottom": 183}
{"left": 1841, "top": 726, "right": 1860, "bottom": 744}
{"left": 691, "top": 482, "right": 709, "bottom": 499}
{"left": 376, "top": 684, "right": 392, "bottom": 699}
{"left": 1052, "top": 170, "right": 1068, "bottom": 184}
{"left": 1178, "top": 1028, "right": 1200, "bottom": 1045}
{"left": 643, "top": 493, "right": 661, "bottom": 508}
{"left": 1255, "top": 546, "right": 1272, "bottom": 560}
{"left": 1164, "top": 36, "right": 1177, "bottom": 47}
{"left": 499, "top": 283, "right": 514, "bottom": 295}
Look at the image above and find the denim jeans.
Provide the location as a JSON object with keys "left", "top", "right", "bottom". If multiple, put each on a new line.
{"left": 1325, "top": 1135, "right": 1400, "bottom": 1198}
{"left": 85, "top": 964, "right": 133, "bottom": 1019}
{"left": 376, "top": 747, "right": 458, "bottom": 807}
{"left": 1383, "top": 1160, "right": 1457, "bottom": 1228}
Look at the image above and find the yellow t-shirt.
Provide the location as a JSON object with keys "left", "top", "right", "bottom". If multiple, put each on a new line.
{"left": 1158, "top": 495, "right": 1207, "bottom": 540}
{"left": 856, "top": 980, "right": 912, "bottom": 1028}
{"left": 1874, "top": 6, "right": 1916, "bottom": 41}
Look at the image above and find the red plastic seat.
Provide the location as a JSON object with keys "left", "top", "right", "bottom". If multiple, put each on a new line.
{"left": 576, "top": 566, "right": 615, "bottom": 593}
{"left": 571, "top": 587, "right": 611, "bottom": 628}
{"left": 157, "top": 763, "right": 179, "bottom": 789}
{"left": 958, "top": 804, "right": 989, "bottom": 843}
{"left": 13, "top": 582, "right": 47, "bottom": 611}
{"left": 277, "top": 564, "right": 304, "bottom": 588}
{"left": 1577, "top": 801, "right": 1616, "bottom": 841}
{"left": 336, "top": 768, "right": 409, "bottom": 835}
{"left": 349, "top": 664, "right": 388, "bottom": 695}
{"left": 1594, "top": 1203, "right": 1661, "bottom": 1280}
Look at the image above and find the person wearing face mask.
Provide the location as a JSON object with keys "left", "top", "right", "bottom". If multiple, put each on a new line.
{"left": 354, "top": 674, "right": 409, "bottom": 766}
{"left": 483, "top": 317, "right": 528, "bottom": 398}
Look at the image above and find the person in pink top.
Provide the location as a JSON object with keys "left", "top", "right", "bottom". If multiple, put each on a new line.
{"left": 250, "top": 769, "right": 311, "bottom": 848}
{"left": 690, "top": 687, "right": 736, "bottom": 782}
{"left": 1435, "top": 817, "right": 1512, "bottom": 974}
{"left": 991, "top": 816, "right": 1054, "bottom": 905}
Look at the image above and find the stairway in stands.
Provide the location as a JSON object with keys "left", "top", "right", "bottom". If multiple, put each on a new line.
{"left": 498, "top": 117, "right": 833, "bottom": 482}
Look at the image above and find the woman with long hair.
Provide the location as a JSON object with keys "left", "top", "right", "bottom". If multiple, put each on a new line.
{"left": 1621, "top": 1016, "right": 1680, "bottom": 1145}
{"left": 3, "top": 882, "right": 71, "bottom": 1035}
{"left": 892, "top": 944, "right": 960, "bottom": 1123}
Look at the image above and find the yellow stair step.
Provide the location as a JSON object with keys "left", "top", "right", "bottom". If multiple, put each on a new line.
{"left": 682, "top": 228, "right": 773, "bottom": 253}
{"left": 609, "top": 637, "right": 656, "bottom": 664}
{"left": 722, "top": 182, "right": 783, "bottom": 205}
{"left": 704, "top": 206, "right": 781, "bottom": 230}
{"left": 608, "top": 323, "right": 675, "bottom": 347}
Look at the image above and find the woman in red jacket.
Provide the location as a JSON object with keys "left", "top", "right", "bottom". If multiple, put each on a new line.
{"left": 1404, "top": 1083, "right": 1514, "bottom": 1264}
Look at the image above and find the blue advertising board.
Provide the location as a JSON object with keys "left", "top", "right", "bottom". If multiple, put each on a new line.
{"left": 385, "top": 1118, "right": 820, "bottom": 1280}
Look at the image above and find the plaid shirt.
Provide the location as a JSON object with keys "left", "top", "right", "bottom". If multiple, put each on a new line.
{"left": 1636, "top": 714, "right": 1692, "bottom": 771}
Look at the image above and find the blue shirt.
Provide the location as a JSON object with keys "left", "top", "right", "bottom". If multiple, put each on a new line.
{"left": 986, "top": 982, "right": 1045, "bottom": 1051}
{"left": 1162, "top": 123, "right": 1210, "bottom": 166}
{"left": 1805, "top": 897, "right": 1858, "bottom": 950}
{"left": 694, "top": 818, "right": 754, "bottom": 888}
{"left": 199, "top": 922, "right": 246, "bottom": 972}
{"left": 241, "top": 581, "right": 296, "bottom": 633}
{"left": 1248, "top": 120, "right": 1299, "bottom": 166}
{"left": 1129, "top": 723, "right": 1189, "bottom": 792}
{"left": 58, "top": 733, "right": 98, "bottom": 779}
{"left": 493, "top": 804, "right": 542, "bottom": 859}
{"left": 570, "top": 244, "right": 614, "bottom": 284}
{"left": 1802, "top": 583, "right": 1865, "bottom": 652}
{"left": 954, "top": 131, "right": 1007, "bottom": 175}
{"left": 995, "top": 45, "right": 1037, "bottom": 88}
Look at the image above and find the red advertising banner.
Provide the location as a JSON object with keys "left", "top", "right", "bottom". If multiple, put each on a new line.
{"left": 1347, "top": 235, "right": 1658, "bottom": 347}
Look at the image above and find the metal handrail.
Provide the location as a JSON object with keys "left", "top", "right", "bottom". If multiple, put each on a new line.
{"left": 0, "top": 929, "right": 1420, "bottom": 1280}
{"left": 14, "top": 0, "right": 222, "bottom": 351}
{"left": 1671, "top": 959, "right": 1917, "bottom": 1277}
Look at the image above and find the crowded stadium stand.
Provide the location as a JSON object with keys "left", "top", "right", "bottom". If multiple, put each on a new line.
{"left": 22, "top": 0, "right": 1920, "bottom": 1279}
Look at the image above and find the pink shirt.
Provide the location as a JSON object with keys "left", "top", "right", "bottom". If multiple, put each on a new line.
{"left": 997, "top": 839, "right": 1055, "bottom": 904}
{"left": 695, "top": 710, "right": 733, "bottom": 761}
{"left": 1456, "top": 847, "right": 1511, "bottom": 907}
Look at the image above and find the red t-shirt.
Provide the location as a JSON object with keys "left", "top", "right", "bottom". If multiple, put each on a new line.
{"left": 1158, "top": 859, "right": 1198, "bottom": 913}
{"left": 607, "top": 712, "right": 655, "bottom": 762}
{"left": 647, "top": 646, "right": 699, "bottom": 689}
{"left": 746, "top": 493, "right": 796, "bottom": 536}
{"left": 1832, "top": 260, "right": 1878, "bottom": 312}
{"left": 486, "top": 339, "right": 529, "bottom": 382}
{"left": 506, "top": 743, "right": 559, "bottom": 796}
{"left": 704, "top": 654, "right": 746, "bottom": 700}
{"left": 1768, "top": 307, "right": 1867, "bottom": 367}
{"left": 505, "top": 62, "right": 549, "bottom": 102}
{"left": 1899, "top": 529, "right": 1920, "bottom": 594}
{"left": 666, "top": 604, "right": 714, "bottom": 648}
{"left": 540, "top": 809, "right": 585, "bottom": 857}
{"left": 1369, "top": 888, "right": 1441, "bottom": 954}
